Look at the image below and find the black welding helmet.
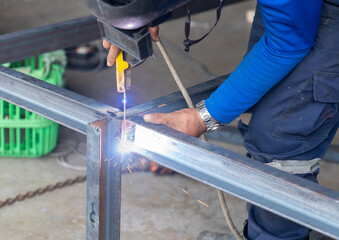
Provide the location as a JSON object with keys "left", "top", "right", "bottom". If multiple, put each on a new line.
{"left": 84, "top": 0, "right": 190, "bottom": 30}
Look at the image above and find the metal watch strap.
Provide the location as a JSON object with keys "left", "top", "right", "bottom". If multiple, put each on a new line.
{"left": 196, "top": 100, "right": 224, "bottom": 132}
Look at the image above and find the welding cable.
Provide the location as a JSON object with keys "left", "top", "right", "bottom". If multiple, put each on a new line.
{"left": 155, "top": 40, "right": 194, "bottom": 109}
{"left": 156, "top": 39, "right": 243, "bottom": 240}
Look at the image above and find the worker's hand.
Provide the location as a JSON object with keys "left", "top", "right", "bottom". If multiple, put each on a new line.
{"left": 103, "top": 26, "right": 160, "bottom": 67}
{"left": 143, "top": 108, "right": 207, "bottom": 138}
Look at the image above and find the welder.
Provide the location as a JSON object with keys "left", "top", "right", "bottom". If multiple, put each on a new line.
{"left": 101, "top": 0, "right": 339, "bottom": 239}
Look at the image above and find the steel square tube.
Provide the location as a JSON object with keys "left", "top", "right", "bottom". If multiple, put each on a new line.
{"left": 122, "top": 75, "right": 225, "bottom": 118}
{"left": 87, "top": 118, "right": 122, "bottom": 240}
{"left": 0, "top": 16, "right": 100, "bottom": 64}
{"left": 0, "top": 66, "right": 119, "bottom": 134}
{"left": 125, "top": 117, "right": 339, "bottom": 239}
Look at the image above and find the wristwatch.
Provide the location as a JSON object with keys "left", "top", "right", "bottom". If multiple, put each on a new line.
{"left": 196, "top": 100, "right": 224, "bottom": 132}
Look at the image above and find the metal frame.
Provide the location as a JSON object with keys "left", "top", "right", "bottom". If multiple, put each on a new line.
{"left": 0, "top": 16, "right": 339, "bottom": 240}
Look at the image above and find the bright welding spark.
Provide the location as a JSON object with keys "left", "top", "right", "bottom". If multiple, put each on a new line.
{"left": 197, "top": 200, "right": 209, "bottom": 207}
{"left": 122, "top": 99, "right": 127, "bottom": 104}
{"left": 117, "top": 123, "right": 133, "bottom": 155}
{"left": 127, "top": 164, "right": 133, "bottom": 174}
{"left": 118, "top": 141, "right": 130, "bottom": 154}
{"left": 106, "top": 156, "right": 115, "bottom": 162}
{"left": 182, "top": 189, "right": 191, "bottom": 197}
{"left": 117, "top": 132, "right": 132, "bottom": 155}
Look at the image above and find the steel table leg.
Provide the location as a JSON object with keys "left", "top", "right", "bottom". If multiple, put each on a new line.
{"left": 87, "top": 118, "right": 122, "bottom": 240}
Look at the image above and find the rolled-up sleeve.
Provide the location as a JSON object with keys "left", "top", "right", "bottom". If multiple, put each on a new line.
{"left": 205, "top": 0, "right": 322, "bottom": 124}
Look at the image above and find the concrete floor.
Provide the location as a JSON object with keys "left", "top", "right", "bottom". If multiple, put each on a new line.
{"left": 0, "top": 0, "right": 338, "bottom": 240}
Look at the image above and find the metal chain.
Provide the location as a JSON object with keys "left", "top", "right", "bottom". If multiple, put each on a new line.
{"left": 0, "top": 175, "right": 86, "bottom": 209}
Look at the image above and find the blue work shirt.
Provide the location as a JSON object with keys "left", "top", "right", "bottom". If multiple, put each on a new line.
{"left": 205, "top": 0, "right": 323, "bottom": 123}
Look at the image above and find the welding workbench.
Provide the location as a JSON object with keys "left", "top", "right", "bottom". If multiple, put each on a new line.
{"left": 0, "top": 14, "right": 338, "bottom": 240}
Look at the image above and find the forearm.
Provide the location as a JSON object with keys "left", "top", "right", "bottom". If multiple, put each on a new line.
{"left": 205, "top": 37, "right": 309, "bottom": 123}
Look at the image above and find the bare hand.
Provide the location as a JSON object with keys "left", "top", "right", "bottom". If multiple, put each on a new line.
{"left": 143, "top": 108, "right": 207, "bottom": 138}
{"left": 103, "top": 26, "right": 160, "bottom": 67}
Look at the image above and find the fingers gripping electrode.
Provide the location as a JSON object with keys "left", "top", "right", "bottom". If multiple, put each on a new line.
{"left": 116, "top": 50, "right": 129, "bottom": 93}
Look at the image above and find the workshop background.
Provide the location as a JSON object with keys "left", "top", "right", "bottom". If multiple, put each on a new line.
{"left": 0, "top": 0, "right": 338, "bottom": 239}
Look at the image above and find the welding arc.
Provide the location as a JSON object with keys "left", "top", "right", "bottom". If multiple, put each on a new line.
{"left": 156, "top": 39, "right": 243, "bottom": 240}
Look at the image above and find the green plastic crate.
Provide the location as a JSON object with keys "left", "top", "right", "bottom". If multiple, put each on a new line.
{"left": 0, "top": 51, "right": 66, "bottom": 157}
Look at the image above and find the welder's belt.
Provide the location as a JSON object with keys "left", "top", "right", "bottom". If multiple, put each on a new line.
{"left": 265, "top": 158, "right": 320, "bottom": 174}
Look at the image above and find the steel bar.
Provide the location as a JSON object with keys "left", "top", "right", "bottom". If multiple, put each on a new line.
{"left": 120, "top": 75, "right": 225, "bottom": 118}
{"left": 87, "top": 122, "right": 102, "bottom": 240}
{"left": 87, "top": 118, "right": 122, "bottom": 240}
{"left": 104, "top": 117, "right": 122, "bottom": 240}
{"left": 0, "top": 16, "right": 100, "bottom": 63}
{"left": 0, "top": 66, "right": 119, "bottom": 134}
{"left": 125, "top": 116, "right": 339, "bottom": 239}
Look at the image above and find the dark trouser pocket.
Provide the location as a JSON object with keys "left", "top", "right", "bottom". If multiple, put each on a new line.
{"left": 273, "top": 72, "right": 339, "bottom": 141}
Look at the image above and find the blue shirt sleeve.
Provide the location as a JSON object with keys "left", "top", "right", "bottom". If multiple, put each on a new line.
{"left": 205, "top": 0, "right": 322, "bottom": 124}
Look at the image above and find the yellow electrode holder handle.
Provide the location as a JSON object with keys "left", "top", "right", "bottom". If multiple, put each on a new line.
{"left": 116, "top": 50, "right": 129, "bottom": 93}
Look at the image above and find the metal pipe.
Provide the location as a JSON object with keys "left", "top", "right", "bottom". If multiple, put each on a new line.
{"left": 0, "top": 66, "right": 119, "bottom": 134}
{"left": 0, "top": 16, "right": 100, "bottom": 63}
{"left": 87, "top": 118, "right": 122, "bottom": 240}
{"left": 125, "top": 117, "right": 339, "bottom": 239}
{"left": 118, "top": 76, "right": 225, "bottom": 118}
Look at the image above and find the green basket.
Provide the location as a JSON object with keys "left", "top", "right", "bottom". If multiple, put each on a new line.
{"left": 0, "top": 51, "right": 66, "bottom": 157}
